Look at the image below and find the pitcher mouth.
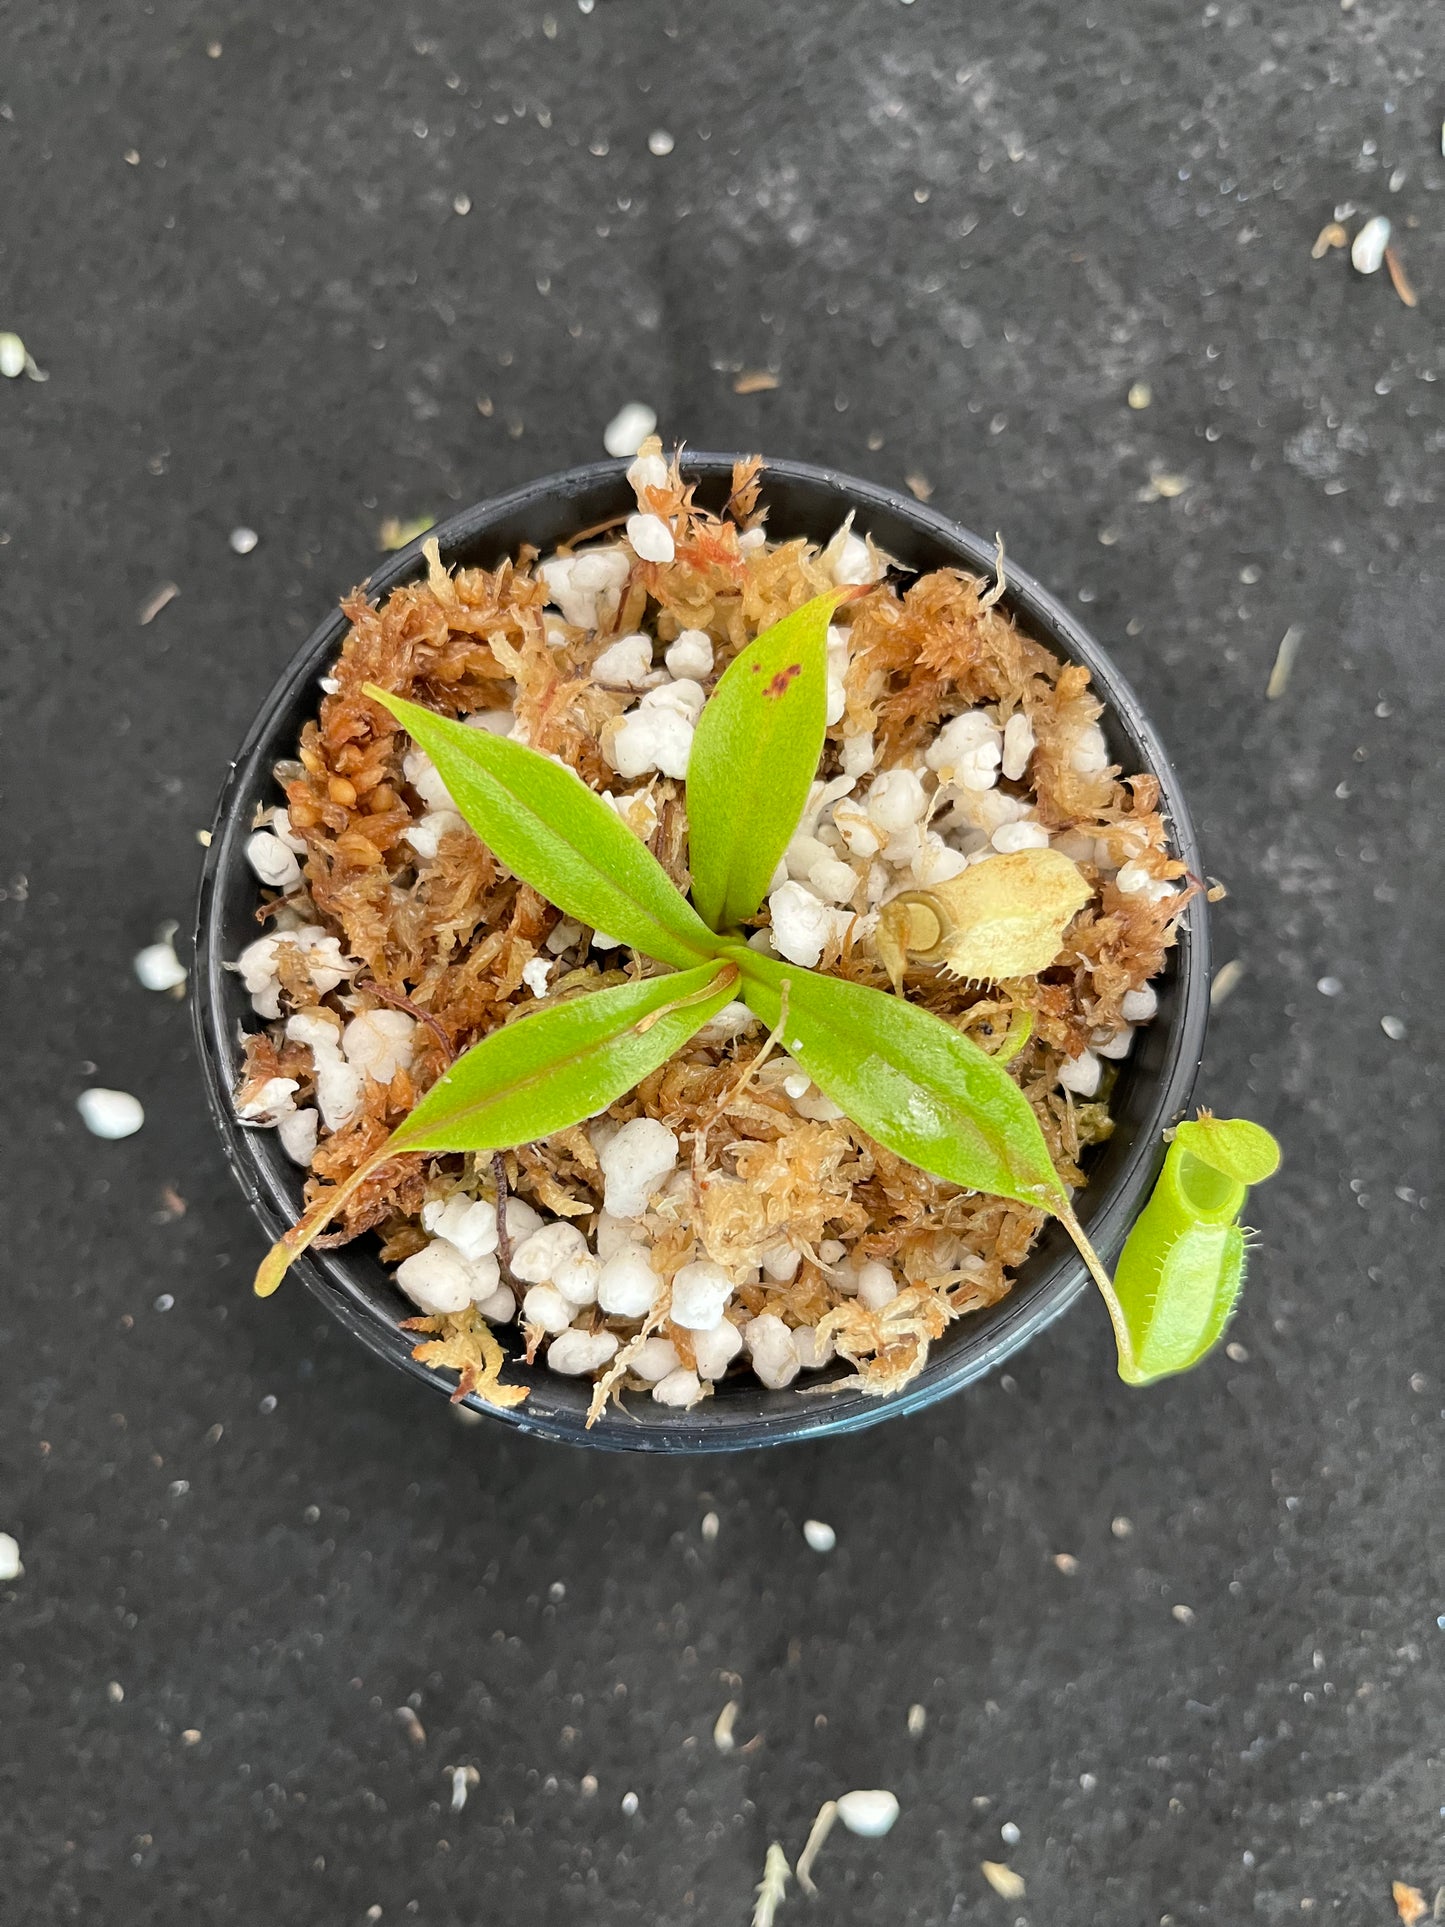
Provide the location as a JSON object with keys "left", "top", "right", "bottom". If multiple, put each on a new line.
{"left": 194, "top": 455, "right": 1208, "bottom": 1452}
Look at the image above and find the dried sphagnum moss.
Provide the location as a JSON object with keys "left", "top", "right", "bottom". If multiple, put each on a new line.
{"left": 237, "top": 452, "right": 1188, "bottom": 1407}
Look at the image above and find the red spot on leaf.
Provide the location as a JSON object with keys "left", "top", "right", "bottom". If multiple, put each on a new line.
{"left": 764, "top": 662, "right": 803, "bottom": 700}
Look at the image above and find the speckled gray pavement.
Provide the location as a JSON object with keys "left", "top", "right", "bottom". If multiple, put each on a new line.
{"left": 3, "top": 3, "right": 1442, "bottom": 1921}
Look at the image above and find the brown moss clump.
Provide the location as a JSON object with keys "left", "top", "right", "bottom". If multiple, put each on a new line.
{"left": 237, "top": 452, "right": 1189, "bottom": 1401}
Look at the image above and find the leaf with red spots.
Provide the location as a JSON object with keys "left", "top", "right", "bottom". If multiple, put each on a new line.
{"left": 686, "top": 591, "right": 849, "bottom": 930}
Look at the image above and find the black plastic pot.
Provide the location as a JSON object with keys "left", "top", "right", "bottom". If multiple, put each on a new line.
{"left": 194, "top": 456, "right": 1210, "bottom": 1451}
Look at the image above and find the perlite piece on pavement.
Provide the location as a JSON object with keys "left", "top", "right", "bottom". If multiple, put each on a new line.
{"left": 1350, "top": 215, "right": 1390, "bottom": 274}
{"left": 77, "top": 1089, "right": 145, "bottom": 1139}
{"left": 603, "top": 402, "right": 657, "bottom": 457}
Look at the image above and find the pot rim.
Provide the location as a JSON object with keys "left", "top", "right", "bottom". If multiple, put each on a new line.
{"left": 193, "top": 453, "right": 1210, "bottom": 1452}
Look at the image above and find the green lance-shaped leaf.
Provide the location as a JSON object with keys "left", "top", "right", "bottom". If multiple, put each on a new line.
{"left": 686, "top": 591, "right": 851, "bottom": 931}
{"left": 1111, "top": 1119, "right": 1279, "bottom": 1384}
{"left": 254, "top": 960, "right": 737, "bottom": 1297}
{"left": 367, "top": 687, "right": 718, "bottom": 969}
{"left": 735, "top": 949, "right": 1068, "bottom": 1212}
{"left": 734, "top": 949, "right": 1130, "bottom": 1351}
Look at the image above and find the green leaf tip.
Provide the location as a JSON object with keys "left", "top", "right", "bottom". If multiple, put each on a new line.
{"left": 736, "top": 950, "right": 1067, "bottom": 1213}
{"left": 686, "top": 590, "right": 851, "bottom": 931}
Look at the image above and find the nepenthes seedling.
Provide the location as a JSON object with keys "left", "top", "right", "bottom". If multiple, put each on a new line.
{"left": 253, "top": 585, "right": 1279, "bottom": 1386}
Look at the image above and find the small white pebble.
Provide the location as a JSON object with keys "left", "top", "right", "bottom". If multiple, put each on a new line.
{"left": 647, "top": 128, "right": 674, "bottom": 156}
{"left": 651, "top": 1366, "right": 702, "bottom": 1407}
{"left": 1057, "top": 1050, "right": 1102, "bottom": 1097}
{"left": 278, "top": 1107, "right": 319, "bottom": 1165}
{"left": 842, "top": 730, "right": 877, "bottom": 778}
{"left": 1351, "top": 215, "right": 1391, "bottom": 274}
{"left": 803, "top": 1519, "right": 836, "bottom": 1553}
{"left": 1094, "top": 1027, "right": 1134, "bottom": 1061}
{"left": 608, "top": 704, "right": 693, "bottom": 780}
{"left": 640, "top": 676, "right": 706, "bottom": 722}
{"left": 768, "top": 880, "right": 844, "bottom": 969}
{"left": 696, "top": 1000, "right": 760, "bottom": 1045}
{"left": 342, "top": 1009, "right": 417, "bottom": 1084}
{"left": 553, "top": 1252, "right": 601, "bottom": 1306}
{"left": 473, "top": 1282, "right": 515, "bottom": 1323}
{"left": 0, "top": 333, "right": 26, "bottom": 379}
{"left": 592, "top": 632, "right": 655, "bottom": 688}
{"left": 1001, "top": 711, "right": 1035, "bottom": 780}
{"left": 830, "top": 530, "right": 878, "bottom": 586}
{"left": 833, "top": 800, "right": 880, "bottom": 859}
{"left": 1069, "top": 722, "right": 1109, "bottom": 773}
{"left": 621, "top": 1791, "right": 639, "bottom": 1818}
{"left": 907, "top": 1703, "right": 927, "bottom": 1737}
{"left": 77, "top": 1088, "right": 144, "bottom": 1139}
{"left": 286, "top": 1009, "right": 363, "bottom": 1131}
{"left": 809, "top": 855, "right": 859, "bottom": 904}
{"left": 991, "top": 819, "right": 1050, "bottom": 854}
{"left": 1000, "top": 1820, "right": 1021, "bottom": 1846}
{"left": 664, "top": 628, "right": 713, "bottom": 678}
{"left": 547, "top": 1328, "right": 619, "bottom": 1375}
{"left": 593, "top": 1210, "right": 635, "bottom": 1260}
{"left": 692, "top": 1319, "right": 744, "bottom": 1379}
{"left": 423, "top": 1193, "right": 499, "bottom": 1261}
{"left": 0, "top": 1532, "right": 22, "bottom": 1580}
{"left": 134, "top": 937, "right": 186, "bottom": 992}
{"left": 395, "top": 1242, "right": 474, "bottom": 1315}
{"left": 627, "top": 450, "right": 669, "bottom": 494}
{"left": 597, "top": 1246, "right": 662, "bottom": 1317}
{"left": 403, "top": 747, "right": 456, "bottom": 813}
{"left": 927, "top": 712, "right": 1002, "bottom": 791}
{"left": 522, "top": 957, "right": 552, "bottom": 997}
{"left": 229, "top": 526, "right": 259, "bottom": 555}
{"left": 671, "top": 1260, "right": 734, "bottom": 1332}
{"left": 1381, "top": 1015, "right": 1406, "bottom": 1040}
{"left": 597, "top": 1117, "right": 679, "bottom": 1218}
{"left": 855, "top": 1261, "right": 898, "bottom": 1312}
{"left": 403, "top": 809, "right": 464, "bottom": 862}
{"left": 501, "top": 1196, "right": 545, "bottom": 1242}
{"left": 1317, "top": 975, "right": 1342, "bottom": 997}
{"left": 521, "top": 1283, "right": 573, "bottom": 1334}
{"left": 1120, "top": 984, "right": 1158, "bottom": 1023}
{"left": 743, "top": 1312, "right": 800, "bottom": 1389}
{"left": 235, "top": 1075, "right": 298, "bottom": 1125}
{"left": 626, "top": 512, "right": 675, "bottom": 563}
{"left": 701, "top": 1510, "right": 720, "bottom": 1542}
{"left": 837, "top": 1790, "right": 900, "bottom": 1838}
{"left": 910, "top": 832, "right": 969, "bottom": 885}
{"left": 628, "top": 1337, "right": 680, "bottom": 1382}
{"left": 793, "top": 1324, "right": 835, "bottom": 1369}
{"left": 603, "top": 403, "right": 657, "bottom": 457}
{"left": 511, "top": 1221, "right": 588, "bottom": 1284}
{"left": 245, "top": 830, "right": 302, "bottom": 890}
{"left": 1115, "top": 860, "right": 1175, "bottom": 901}
{"left": 866, "top": 767, "right": 928, "bottom": 833}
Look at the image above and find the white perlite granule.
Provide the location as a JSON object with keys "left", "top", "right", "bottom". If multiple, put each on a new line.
{"left": 603, "top": 403, "right": 657, "bottom": 457}
{"left": 77, "top": 1089, "right": 145, "bottom": 1139}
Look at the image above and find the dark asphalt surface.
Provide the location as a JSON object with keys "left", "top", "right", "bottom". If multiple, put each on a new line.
{"left": 3, "top": 3, "right": 1443, "bottom": 1922}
